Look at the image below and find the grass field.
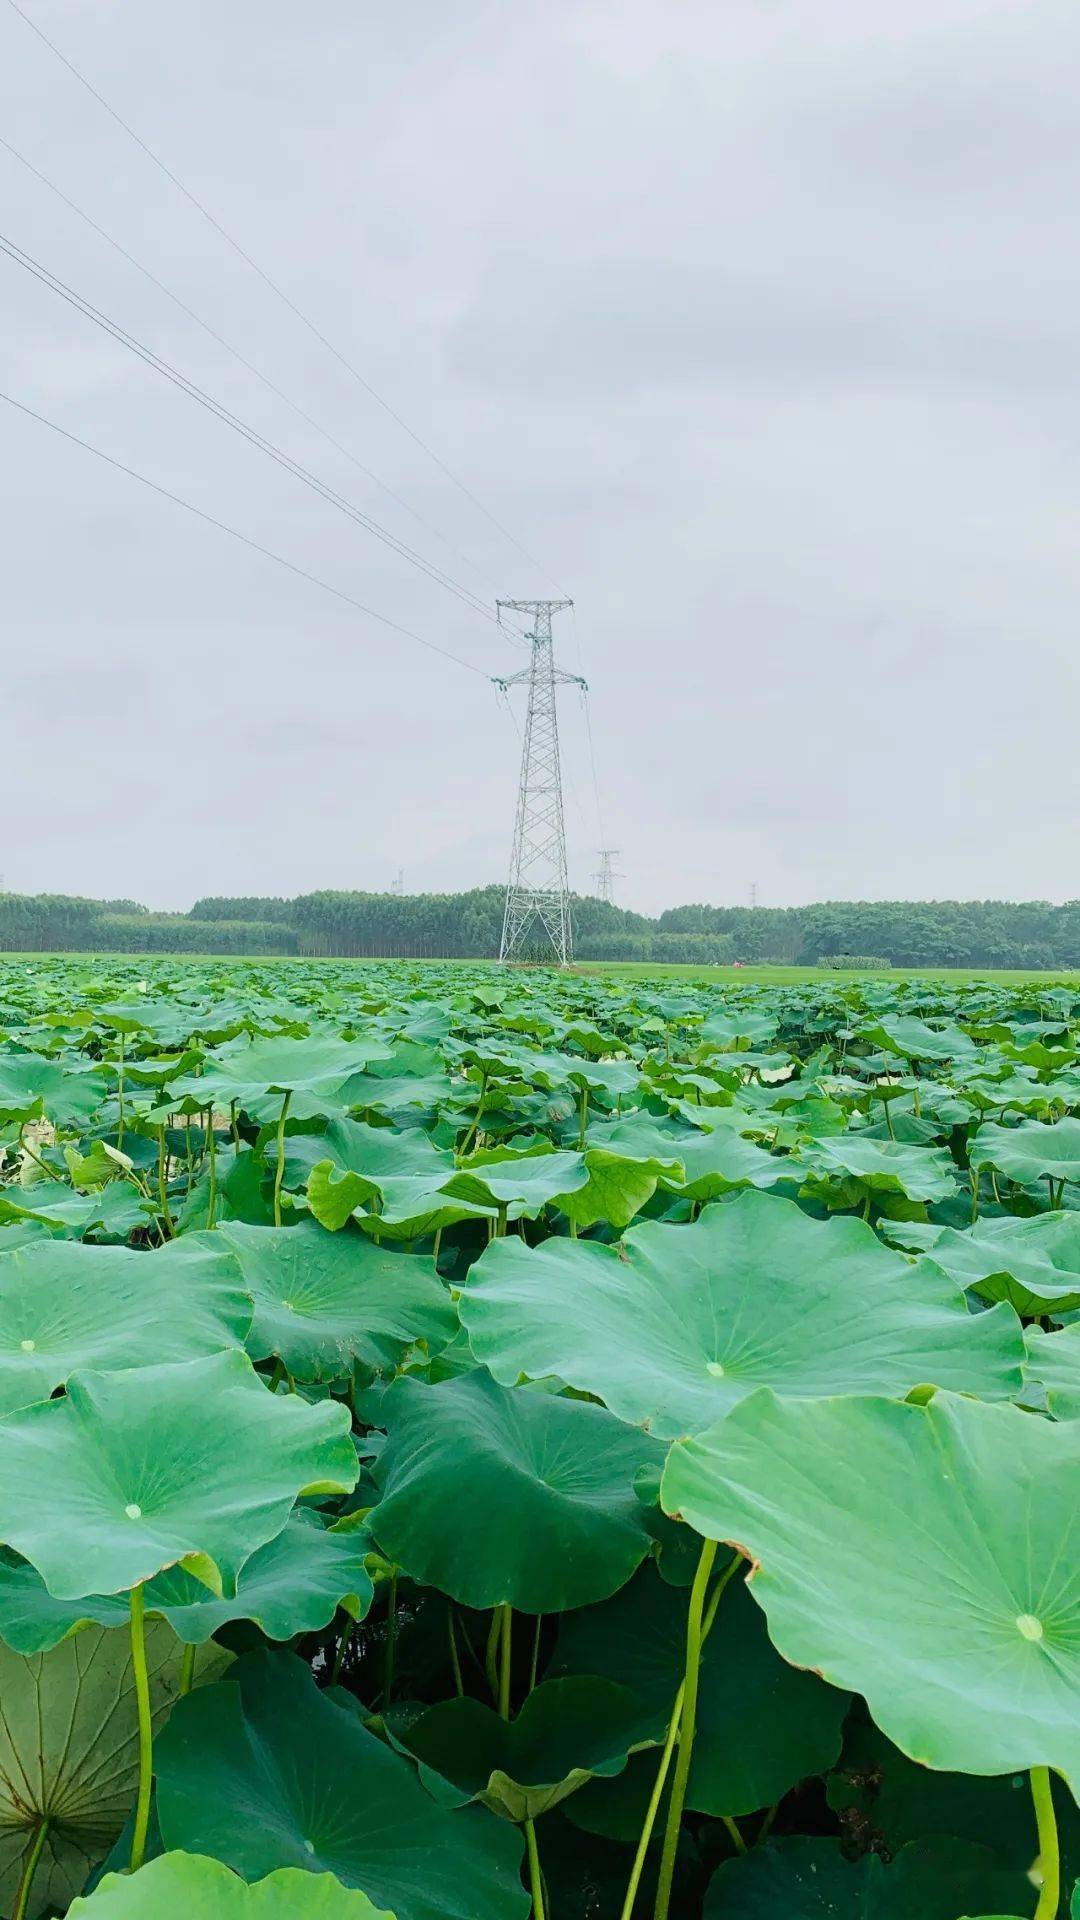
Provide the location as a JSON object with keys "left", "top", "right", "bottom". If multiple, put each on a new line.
{"left": 11, "top": 953, "right": 1080, "bottom": 986}
{"left": 578, "top": 961, "right": 1080, "bottom": 986}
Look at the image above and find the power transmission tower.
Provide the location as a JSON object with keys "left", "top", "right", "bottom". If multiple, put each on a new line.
{"left": 494, "top": 599, "right": 584, "bottom": 965}
{"left": 592, "top": 849, "right": 622, "bottom": 903}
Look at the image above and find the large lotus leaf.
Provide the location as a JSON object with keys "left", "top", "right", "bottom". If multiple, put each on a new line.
{"left": 894, "top": 1213, "right": 1080, "bottom": 1315}
{"left": 662, "top": 1388, "right": 1080, "bottom": 1786}
{"left": 554, "top": 1561, "right": 848, "bottom": 1823}
{"left": 799, "top": 1134, "right": 959, "bottom": 1203}
{"left": 400, "top": 1677, "right": 658, "bottom": 1821}
{"left": 0, "top": 1182, "right": 150, "bottom": 1239}
{"left": 971, "top": 1117, "right": 1080, "bottom": 1187}
{"left": 0, "top": 1620, "right": 229, "bottom": 1919}
{"left": 460, "top": 1190, "right": 1024, "bottom": 1439}
{"left": 703, "top": 1836, "right": 1030, "bottom": 1919}
{"left": 0, "top": 1512, "right": 372, "bottom": 1652}
{"left": 215, "top": 1220, "right": 454, "bottom": 1378}
{"left": 369, "top": 1370, "right": 665, "bottom": 1611}
{"left": 863, "top": 1014, "right": 979, "bottom": 1063}
{"left": 697, "top": 1008, "right": 779, "bottom": 1049}
{"left": 182, "top": 1035, "right": 392, "bottom": 1110}
{"left": 297, "top": 1118, "right": 495, "bottom": 1240}
{"left": 656, "top": 1129, "right": 801, "bottom": 1202}
{"left": 1025, "top": 1325, "right": 1080, "bottom": 1420}
{"left": 0, "top": 1350, "right": 358, "bottom": 1600}
{"left": 442, "top": 1146, "right": 591, "bottom": 1216}
{"left": 69, "top": 1854, "right": 395, "bottom": 1917}
{"left": 555, "top": 1147, "right": 673, "bottom": 1231}
{"left": 155, "top": 1650, "right": 528, "bottom": 1920}
{"left": 0, "top": 1052, "right": 106, "bottom": 1127}
{"left": 0, "top": 1235, "right": 253, "bottom": 1414}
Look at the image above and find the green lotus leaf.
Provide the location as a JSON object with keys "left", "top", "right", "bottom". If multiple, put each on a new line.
{"left": 400, "top": 1677, "right": 658, "bottom": 1820}
{"left": 971, "top": 1117, "right": 1080, "bottom": 1188}
{"left": 186, "top": 1034, "right": 392, "bottom": 1109}
{"left": 1024, "top": 1324, "right": 1080, "bottom": 1420}
{"left": 894, "top": 1213, "right": 1080, "bottom": 1315}
{"left": 442, "top": 1146, "right": 590, "bottom": 1216}
{"left": 0, "top": 1350, "right": 358, "bottom": 1600}
{"left": 0, "top": 1235, "right": 253, "bottom": 1415}
{"left": 461, "top": 1190, "right": 1023, "bottom": 1439}
{"left": 215, "top": 1220, "right": 454, "bottom": 1378}
{"left": 0, "top": 1051, "right": 106, "bottom": 1127}
{"left": 662, "top": 1389, "right": 1080, "bottom": 1786}
{"left": 296, "top": 1119, "right": 495, "bottom": 1239}
{"left": 0, "top": 1511, "right": 372, "bottom": 1653}
{"left": 369, "top": 1371, "right": 665, "bottom": 1611}
{"left": 703, "top": 1835, "right": 1030, "bottom": 1919}
{"left": 0, "top": 1182, "right": 151, "bottom": 1239}
{"left": 697, "top": 1008, "right": 779, "bottom": 1050}
{"left": 554, "top": 1561, "right": 847, "bottom": 1823}
{"left": 69, "top": 1853, "right": 395, "bottom": 1917}
{"left": 155, "top": 1650, "right": 528, "bottom": 1920}
{"left": 798, "top": 1134, "right": 959, "bottom": 1203}
{"left": 826, "top": 1714, "right": 1080, "bottom": 1894}
{"left": 0, "top": 1620, "right": 229, "bottom": 1919}
{"left": 863, "top": 1014, "right": 979, "bottom": 1062}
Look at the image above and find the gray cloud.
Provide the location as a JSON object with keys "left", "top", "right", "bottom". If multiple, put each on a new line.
{"left": 0, "top": 0, "right": 1077, "bottom": 913}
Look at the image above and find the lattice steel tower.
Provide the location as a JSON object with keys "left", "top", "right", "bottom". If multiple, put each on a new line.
{"left": 494, "top": 599, "right": 584, "bottom": 965}
{"left": 592, "top": 849, "right": 622, "bottom": 904}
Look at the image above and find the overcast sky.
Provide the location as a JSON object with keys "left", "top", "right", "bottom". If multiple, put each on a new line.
{"left": 1, "top": 0, "right": 1076, "bottom": 914}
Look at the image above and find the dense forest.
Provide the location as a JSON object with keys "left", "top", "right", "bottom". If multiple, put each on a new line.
{"left": 1, "top": 888, "right": 1080, "bottom": 968}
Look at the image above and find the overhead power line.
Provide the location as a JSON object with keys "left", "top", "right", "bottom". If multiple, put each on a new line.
{"left": 4, "top": 0, "right": 566, "bottom": 594}
{"left": 0, "top": 228, "right": 520, "bottom": 633}
{"left": 0, "top": 385, "right": 489, "bottom": 677}
{"left": 0, "top": 129, "right": 513, "bottom": 611}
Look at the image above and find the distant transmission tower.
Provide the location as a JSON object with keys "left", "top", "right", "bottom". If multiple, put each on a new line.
{"left": 494, "top": 599, "right": 584, "bottom": 965}
{"left": 592, "top": 849, "right": 622, "bottom": 903}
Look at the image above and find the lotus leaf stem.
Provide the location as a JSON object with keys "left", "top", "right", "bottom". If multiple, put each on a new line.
{"left": 578, "top": 1081, "right": 589, "bottom": 1149}
{"left": 156, "top": 1126, "right": 174, "bottom": 1238}
{"left": 12, "top": 1817, "right": 49, "bottom": 1920}
{"left": 498, "top": 1603, "right": 513, "bottom": 1719}
{"left": 637, "top": 1547, "right": 743, "bottom": 1920}
{"left": 652, "top": 1536, "right": 717, "bottom": 1919}
{"left": 17, "top": 1125, "right": 63, "bottom": 1182}
{"left": 458, "top": 1070, "right": 489, "bottom": 1160}
{"left": 524, "top": 1817, "right": 546, "bottom": 1919}
{"left": 1031, "top": 1766, "right": 1059, "bottom": 1920}
{"left": 331, "top": 1615, "right": 355, "bottom": 1688}
{"left": 448, "top": 1603, "right": 464, "bottom": 1697}
{"left": 382, "top": 1568, "right": 399, "bottom": 1706}
{"left": 529, "top": 1614, "right": 543, "bottom": 1692}
{"left": 116, "top": 1031, "right": 125, "bottom": 1152}
{"left": 273, "top": 1090, "right": 291, "bottom": 1226}
{"left": 720, "top": 1815, "right": 746, "bottom": 1855}
{"left": 129, "top": 1583, "right": 153, "bottom": 1873}
{"left": 179, "top": 1641, "right": 197, "bottom": 1696}
{"left": 205, "top": 1109, "right": 217, "bottom": 1229}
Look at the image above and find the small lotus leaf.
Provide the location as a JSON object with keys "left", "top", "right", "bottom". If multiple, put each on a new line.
{"left": 68, "top": 1853, "right": 395, "bottom": 1916}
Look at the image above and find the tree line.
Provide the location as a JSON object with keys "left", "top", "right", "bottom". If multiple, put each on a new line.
{"left": 2, "top": 888, "right": 1080, "bottom": 968}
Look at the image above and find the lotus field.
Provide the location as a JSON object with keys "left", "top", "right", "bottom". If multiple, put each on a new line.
{"left": 0, "top": 957, "right": 1078, "bottom": 1920}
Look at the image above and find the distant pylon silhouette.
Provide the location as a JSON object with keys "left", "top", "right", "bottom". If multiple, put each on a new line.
{"left": 493, "top": 599, "right": 584, "bottom": 965}
{"left": 592, "top": 849, "right": 622, "bottom": 904}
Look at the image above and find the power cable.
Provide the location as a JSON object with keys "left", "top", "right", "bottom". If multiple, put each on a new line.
{"left": 0, "top": 385, "right": 490, "bottom": 676}
{"left": 0, "top": 128, "right": 520, "bottom": 617}
{"left": 0, "top": 228, "right": 522, "bottom": 633}
{"left": 4, "top": 0, "right": 567, "bottom": 595}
